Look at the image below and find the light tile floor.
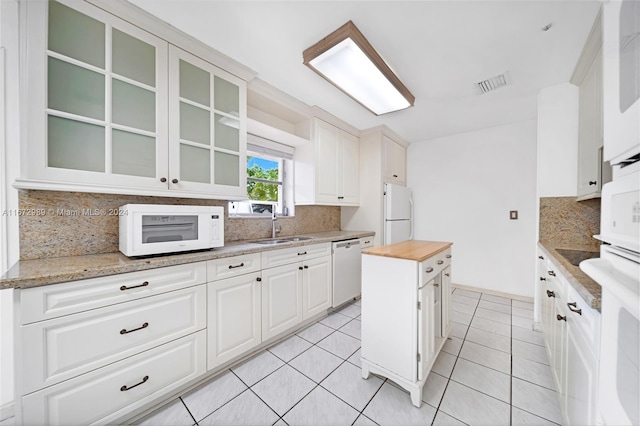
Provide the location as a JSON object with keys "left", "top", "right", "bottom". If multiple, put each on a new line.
{"left": 130, "top": 287, "right": 563, "bottom": 426}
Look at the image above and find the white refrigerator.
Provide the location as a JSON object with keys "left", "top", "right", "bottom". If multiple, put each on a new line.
{"left": 383, "top": 183, "right": 413, "bottom": 245}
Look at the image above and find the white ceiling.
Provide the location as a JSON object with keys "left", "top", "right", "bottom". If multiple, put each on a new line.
{"left": 129, "top": 0, "right": 601, "bottom": 143}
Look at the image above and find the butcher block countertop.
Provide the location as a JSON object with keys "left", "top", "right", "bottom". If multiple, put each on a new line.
{"left": 363, "top": 240, "right": 452, "bottom": 262}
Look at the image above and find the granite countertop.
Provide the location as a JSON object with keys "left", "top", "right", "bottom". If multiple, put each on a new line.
{"left": 1, "top": 230, "right": 374, "bottom": 290}
{"left": 538, "top": 241, "right": 601, "bottom": 311}
{"left": 363, "top": 240, "right": 452, "bottom": 262}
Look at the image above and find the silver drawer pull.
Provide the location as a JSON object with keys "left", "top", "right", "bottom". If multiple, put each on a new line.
{"left": 228, "top": 263, "right": 245, "bottom": 269}
{"left": 425, "top": 267, "right": 434, "bottom": 273}
{"left": 120, "top": 281, "right": 149, "bottom": 291}
{"left": 567, "top": 302, "right": 582, "bottom": 315}
{"left": 446, "top": 254, "right": 452, "bottom": 259}
{"left": 548, "top": 270, "right": 556, "bottom": 277}
{"left": 437, "top": 260, "right": 444, "bottom": 265}
{"left": 120, "top": 322, "right": 149, "bottom": 335}
{"left": 120, "top": 375, "right": 149, "bottom": 392}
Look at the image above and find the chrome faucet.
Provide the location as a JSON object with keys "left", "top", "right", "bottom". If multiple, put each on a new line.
{"left": 271, "top": 209, "right": 281, "bottom": 238}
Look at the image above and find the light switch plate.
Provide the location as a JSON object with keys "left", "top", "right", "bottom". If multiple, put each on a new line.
{"left": 510, "top": 210, "right": 518, "bottom": 220}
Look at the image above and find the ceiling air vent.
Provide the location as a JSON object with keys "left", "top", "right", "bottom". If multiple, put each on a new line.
{"left": 477, "top": 73, "right": 508, "bottom": 94}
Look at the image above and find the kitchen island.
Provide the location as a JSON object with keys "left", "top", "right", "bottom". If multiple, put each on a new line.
{"left": 361, "top": 240, "right": 453, "bottom": 407}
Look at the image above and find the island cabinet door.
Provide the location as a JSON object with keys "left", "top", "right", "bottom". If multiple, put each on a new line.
{"left": 418, "top": 279, "right": 436, "bottom": 381}
{"left": 441, "top": 265, "right": 452, "bottom": 337}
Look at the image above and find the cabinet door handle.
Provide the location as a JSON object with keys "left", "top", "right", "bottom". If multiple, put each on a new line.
{"left": 540, "top": 277, "right": 547, "bottom": 281}
{"left": 425, "top": 267, "right": 434, "bottom": 273}
{"left": 120, "top": 322, "right": 149, "bottom": 335}
{"left": 160, "top": 177, "right": 167, "bottom": 183}
{"left": 228, "top": 262, "right": 245, "bottom": 269}
{"left": 444, "top": 273, "right": 450, "bottom": 277}
{"left": 589, "top": 180, "right": 597, "bottom": 186}
{"left": 556, "top": 314, "right": 566, "bottom": 322}
{"left": 437, "top": 260, "right": 444, "bottom": 265}
{"left": 298, "top": 252, "right": 307, "bottom": 256}
{"left": 120, "top": 281, "right": 149, "bottom": 291}
{"left": 171, "top": 178, "right": 179, "bottom": 184}
{"left": 256, "top": 277, "right": 262, "bottom": 282}
{"left": 434, "top": 283, "right": 439, "bottom": 287}
{"left": 538, "top": 255, "right": 544, "bottom": 260}
{"left": 567, "top": 302, "right": 582, "bottom": 315}
{"left": 445, "top": 254, "right": 452, "bottom": 259}
{"left": 548, "top": 270, "right": 556, "bottom": 277}
{"left": 546, "top": 290, "right": 555, "bottom": 298}
{"left": 304, "top": 265, "right": 309, "bottom": 269}
{"left": 299, "top": 266, "right": 303, "bottom": 271}
{"left": 120, "top": 375, "right": 149, "bottom": 392}
{"left": 338, "top": 196, "right": 345, "bottom": 199}
{"left": 393, "top": 174, "right": 398, "bottom": 178}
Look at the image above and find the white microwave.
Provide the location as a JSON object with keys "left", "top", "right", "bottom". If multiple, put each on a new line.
{"left": 119, "top": 204, "right": 224, "bottom": 257}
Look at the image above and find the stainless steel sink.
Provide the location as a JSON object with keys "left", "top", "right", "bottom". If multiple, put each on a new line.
{"left": 253, "top": 236, "right": 314, "bottom": 245}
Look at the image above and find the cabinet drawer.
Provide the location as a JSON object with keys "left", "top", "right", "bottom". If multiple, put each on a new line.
{"left": 566, "top": 285, "right": 601, "bottom": 357}
{"left": 436, "top": 248, "right": 452, "bottom": 269}
{"left": 207, "top": 253, "right": 261, "bottom": 281}
{"left": 22, "top": 285, "right": 206, "bottom": 394}
{"left": 419, "top": 258, "right": 439, "bottom": 286}
{"left": 262, "top": 243, "right": 331, "bottom": 269}
{"left": 20, "top": 262, "right": 207, "bottom": 324}
{"left": 22, "top": 331, "right": 206, "bottom": 426}
{"left": 359, "top": 237, "right": 374, "bottom": 249}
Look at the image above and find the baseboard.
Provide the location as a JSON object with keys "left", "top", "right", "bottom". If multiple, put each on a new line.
{"left": 452, "top": 283, "right": 534, "bottom": 303}
{"left": 0, "top": 402, "right": 14, "bottom": 422}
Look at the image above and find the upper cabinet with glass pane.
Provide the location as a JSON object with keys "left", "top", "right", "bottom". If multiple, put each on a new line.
{"left": 19, "top": 0, "right": 249, "bottom": 200}
{"left": 168, "top": 46, "right": 246, "bottom": 197}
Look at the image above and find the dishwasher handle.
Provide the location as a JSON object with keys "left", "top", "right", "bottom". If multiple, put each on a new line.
{"left": 334, "top": 239, "right": 361, "bottom": 249}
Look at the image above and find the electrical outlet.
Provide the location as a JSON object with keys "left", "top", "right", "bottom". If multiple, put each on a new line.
{"left": 510, "top": 210, "right": 518, "bottom": 220}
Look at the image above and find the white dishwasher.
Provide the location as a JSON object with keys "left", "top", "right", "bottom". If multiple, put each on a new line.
{"left": 332, "top": 239, "right": 362, "bottom": 307}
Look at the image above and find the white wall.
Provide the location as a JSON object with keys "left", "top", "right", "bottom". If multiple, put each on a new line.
{"left": 0, "top": 0, "right": 20, "bottom": 417}
{"left": 407, "top": 120, "right": 538, "bottom": 298}
{"left": 537, "top": 83, "right": 579, "bottom": 197}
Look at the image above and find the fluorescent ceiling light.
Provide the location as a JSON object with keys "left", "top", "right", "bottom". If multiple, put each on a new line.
{"left": 303, "top": 21, "right": 415, "bottom": 115}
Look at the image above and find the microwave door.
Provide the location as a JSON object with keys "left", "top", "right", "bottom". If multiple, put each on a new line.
{"left": 141, "top": 215, "right": 199, "bottom": 245}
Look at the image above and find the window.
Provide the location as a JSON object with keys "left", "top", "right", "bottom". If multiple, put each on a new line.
{"left": 229, "top": 137, "right": 294, "bottom": 217}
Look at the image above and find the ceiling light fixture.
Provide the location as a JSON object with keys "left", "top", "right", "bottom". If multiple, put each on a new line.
{"left": 303, "top": 20, "right": 415, "bottom": 116}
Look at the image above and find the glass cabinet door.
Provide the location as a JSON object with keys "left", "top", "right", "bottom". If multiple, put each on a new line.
{"left": 39, "top": 0, "right": 168, "bottom": 186}
{"left": 168, "top": 46, "right": 246, "bottom": 196}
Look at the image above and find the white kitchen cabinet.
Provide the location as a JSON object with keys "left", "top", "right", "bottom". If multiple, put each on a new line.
{"left": 538, "top": 249, "right": 602, "bottom": 426}
{"left": 577, "top": 48, "right": 604, "bottom": 200}
{"left": 341, "top": 126, "right": 409, "bottom": 246}
{"left": 207, "top": 272, "right": 262, "bottom": 370}
{"left": 22, "top": 331, "right": 206, "bottom": 426}
{"left": 382, "top": 135, "right": 407, "bottom": 185}
{"left": 18, "top": 0, "right": 248, "bottom": 200}
{"left": 168, "top": 46, "right": 247, "bottom": 198}
{"left": 294, "top": 117, "right": 359, "bottom": 206}
{"left": 361, "top": 241, "right": 452, "bottom": 407}
{"left": 261, "top": 243, "right": 332, "bottom": 340}
{"left": 261, "top": 263, "right": 304, "bottom": 341}
{"left": 15, "top": 262, "right": 208, "bottom": 425}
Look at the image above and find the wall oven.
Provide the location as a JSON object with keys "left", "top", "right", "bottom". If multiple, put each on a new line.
{"left": 119, "top": 204, "right": 224, "bottom": 257}
{"left": 581, "top": 163, "right": 639, "bottom": 426}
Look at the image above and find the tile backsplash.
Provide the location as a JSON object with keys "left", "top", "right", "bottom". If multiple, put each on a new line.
{"left": 18, "top": 190, "right": 340, "bottom": 260}
{"left": 539, "top": 197, "right": 601, "bottom": 250}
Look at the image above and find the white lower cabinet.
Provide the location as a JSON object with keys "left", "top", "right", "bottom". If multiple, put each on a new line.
{"left": 261, "top": 243, "right": 332, "bottom": 341}
{"left": 537, "top": 248, "right": 601, "bottom": 426}
{"left": 207, "top": 272, "right": 262, "bottom": 370}
{"left": 22, "top": 331, "right": 206, "bottom": 426}
{"left": 417, "top": 279, "right": 436, "bottom": 381}
{"left": 261, "top": 263, "right": 304, "bottom": 341}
